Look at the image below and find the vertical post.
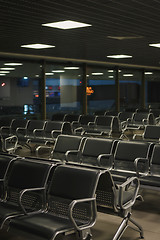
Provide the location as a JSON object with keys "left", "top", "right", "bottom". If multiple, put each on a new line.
{"left": 82, "top": 63, "right": 87, "bottom": 115}
{"left": 115, "top": 67, "right": 120, "bottom": 112}
{"left": 40, "top": 60, "right": 46, "bottom": 120}
{"left": 141, "top": 69, "right": 145, "bottom": 109}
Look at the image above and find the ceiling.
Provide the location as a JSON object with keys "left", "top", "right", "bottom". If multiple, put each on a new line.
{"left": 1, "top": 0, "right": 160, "bottom": 68}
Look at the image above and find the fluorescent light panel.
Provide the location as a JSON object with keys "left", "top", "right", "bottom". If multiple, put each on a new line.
{"left": 45, "top": 73, "right": 54, "bottom": 75}
{"left": 21, "top": 44, "right": 55, "bottom": 49}
{"left": 107, "top": 55, "right": 132, "bottom": 59}
{"left": 149, "top": 43, "right": 160, "bottom": 48}
{"left": 0, "top": 74, "right": 6, "bottom": 76}
{"left": 145, "top": 72, "right": 153, "bottom": 75}
{"left": 0, "top": 71, "right": 10, "bottom": 73}
{"left": 52, "top": 70, "right": 65, "bottom": 73}
{"left": 92, "top": 72, "right": 103, "bottom": 76}
{"left": 4, "top": 63, "right": 23, "bottom": 66}
{"left": 0, "top": 68, "right": 15, "bottom": 70}
{"left": 123, "top": 74, "right": 133, "bottom": 77}
{"left": 64, "top": 67, "right": 79, "bottom": 70}
{"left": 42, "top": 20, "right": 91, "bottom": 29}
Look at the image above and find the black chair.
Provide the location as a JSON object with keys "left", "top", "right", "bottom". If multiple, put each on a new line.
{"left": 0, "top": 158, "right": 53, "bottom": 229}
{"left": 111, "top": 140, "right": 152, "bottom": 182}
{"left": 66, "top": 137, "right": 116, "bottom": 168}
{"left": 133, "top": 125, "right": 160, "bottom": 142}
{"left": 36, "top": 134, "right": 84, "bottom": 160}
{"left": 82, "top": 116, "right": 114, "bottom": 137}
{"left": 73, "top": 115, "right": 95, "bottom": 134}
{"left": 140, "top": 144, "right": 160, "bottom": 189}
{"left": 96, "top": 170, "right": 144, "bottom": 240}
{"left": 30, "top": 120, "right": 72, "bottom": 146}
{"left": 9, "top": 164, "right": 100, "bottom": 240}
{"left": 63, "top": 114, "right": 80, "bottom": 124}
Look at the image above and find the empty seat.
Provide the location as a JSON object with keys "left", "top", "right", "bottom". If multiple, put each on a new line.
{"left": 111, "top": 140, "right": 152, "bottom": 182}
{"left": 36, "top": 134, "right": 84, "bottom": 161}
{"left": 133, "top": 125, "right": 160, "bottom": 142}
{"left": 0, "top": 158, "right": 52, "bottom": 229}
{"left": 66, "top": 137, "right": 116, "bottom": 168}
{"left": 9, "top": 164, "right": 100, "bottom": 240}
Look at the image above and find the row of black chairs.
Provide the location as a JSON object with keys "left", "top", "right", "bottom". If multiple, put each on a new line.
{"left": 35, "top": 134, "right": 160, "bottom": 189}
{"left": 0, "top": 153, "right": 143, "bottom": 240}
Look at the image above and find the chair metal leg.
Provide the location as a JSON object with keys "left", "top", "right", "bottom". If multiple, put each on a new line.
{"left": 129, "top": 217, "right": 144, "bottom": 238}
{"left": 113, "top": 216, "right": 129, "bottom": 240}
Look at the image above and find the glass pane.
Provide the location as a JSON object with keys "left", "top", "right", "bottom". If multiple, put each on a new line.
{"left": 119, "top": 69, "right": 142, "bottom": 111}
{"left": 45, "top": 64, "right": 83, "bottom": 119}
{"left": 0, "top": 60, "right": 41, "bottom": 119}
{"left": 87, "top": 67, "right": 116, "bottom": 114}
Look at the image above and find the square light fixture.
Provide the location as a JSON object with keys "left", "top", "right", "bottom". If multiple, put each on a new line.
{"left": 64, "top": 67, "right": 79, "bottom": 70}
{"left": 92, "top": 72, "right": 103, "bottom": 76}
{"left": 107, "top": 55, "right": 132, "bottom": 59}
{"left": 149, "top": 43, "right": 160, "bottom": 48}
{"left": 21, "top": 44, "right": 55, "bottom": 49}
{"left": 123, "top": 74, "right": 133, "bottom": 77}
{"left": 42, "top": 20, "right": 91, "bottom": 30}
{"left": 4, "top": 63, "right": 23, "bottom": 66}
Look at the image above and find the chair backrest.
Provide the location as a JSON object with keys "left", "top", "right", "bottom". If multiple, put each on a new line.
{"left": 81, "top": 137, "right": 115, "bottom": 166}
{"left": 11, "top": 119, "right": 28, "bottom": 135}
{"left": 118, "top": 111, "right": 134, "bottom": 121}
{"left": 63, "top": 114, "right": 79, "bottom": 123}
{"left": 132, "top": 112, "right": 149, "bottom": 123}
{"left": 52, "top": 134, "right": 83, "bottom": 160}
{"left": 26, "top": 120, "right": 46, "bottom": 136}
{"left": 48, "top": 164, "right": 100, "bottom": 220}
{"left": 143, "top": 125, "right": 160, "bottom": 140}
{"left": 95, "top": 116, "right": 113, "bottom": 127}
{"left": 79, "top": 115, "right": 95, "bottom": 125}
{"left": 150, "top": 144, "right": 160, "bottom": 176}
{"left": 114, "top": 140, "right": 151, "bottom": 172}
{"left": 7, "top": 159, "right": 52, "bottom": 210}
{"left": 51, "top": 113, "right": 65, "bottom": 121}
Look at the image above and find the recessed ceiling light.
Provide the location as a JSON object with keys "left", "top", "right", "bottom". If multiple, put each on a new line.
{"left": 108, "top": 76, "right": 114, "bottom": 78}
{"left": 0, "top": 71, "right": 10, "bottom": 73}
{"left": 4, "top": 63, "right": 23, "bottom": 66}
{"left": 0, "top": 74, "right": 6, "bottom": 76}
{"left": 145, "top": 72, "right": 153, "bottom": 75}
{"left": 21, "top": 44, "right": 55, "bottom": 49}
{"left": 64, "top": 67, "right": 79, "bottom": 70}
{"left": 52, "top": 70, "right": 65, "bottom": 73}
{"left": 35, "top": 75, "right": 39, "bottom": 77}
{"left": 149, "top": 43, "right": 160, "bottom": 48}
{"left": 123, "top": 74, "right": 133, "bottom": 77}
{"left": 107, "top": 55, "right": 132, "bottom": 59}
{"left": 0, "top": 68, "right": 15, "bottom": 70}
{"left": 92, "top": 72, "right": 103, "bottom": 75}
{"left": 42, "top": 20, "right": 92, "bottom": 30}
{"left": 45, "top": 73, "right": 54, "bottom": 75}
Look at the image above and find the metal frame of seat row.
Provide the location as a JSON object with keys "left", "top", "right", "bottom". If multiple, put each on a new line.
{"left": 133, "top": 125, "right": 160, "bottom": 142}
{"left": 8, "top": 164, "right": 101, "bottom": 240}
{"left": 139, "top": 144, "right": 160, "bottom": 189}
{"left": 96, "top": 170, "right": 144, "bottom": 240}
{"left": 0, "top": 158, "right": 53, "bottom": 229}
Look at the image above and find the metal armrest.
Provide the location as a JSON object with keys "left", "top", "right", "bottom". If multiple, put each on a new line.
{"left": 69, "top": 197, "right": 97, "bottom": 231}
{"left": 36, "top": 145, "right": 52, "bottom": 157}
{"left": 65, "top": 150, "right": 81, "bottom": 162}
{"left": 51, "top": 130, "right": 61, "bottom": 138}
{"left": 142, "top": 118, "right": 147, "bottom": 125}
{"left": 33, "top": 129, "right": 45, "bottom": 137}
{"left": 19, "top": 187, "right": 46, "bottom": 215}
{"left": 16, "top": 127, "right": 27, "bottom": 136}
{"left": 133, "top": 133, "right": 143, "bottom": 140}
{"left": 97, "top": 154, "right": 114, "bottom": 169}
{"left": 134, "top": 157, "right": 149, "bottom": 177}
{"left": 88, "top": 122, "right": 95, "bottom": 127}
{"left": 117, "top": 177, "right": 139, "bottom": 210}
{"left": 4, "top": 135, "right": 18, "bottom": 152}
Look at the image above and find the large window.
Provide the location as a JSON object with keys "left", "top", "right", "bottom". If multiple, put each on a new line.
{"left": 0, "top": 61, "right": 41, "bottom": 119}
{"left": 45, "top": 64, "right": 83, "bottom": 119}
{"left": 119, "top": 69, "right": 142, "bottom": 111}
{"left": 87, "top": 67, "right": 116, "bottom": 114}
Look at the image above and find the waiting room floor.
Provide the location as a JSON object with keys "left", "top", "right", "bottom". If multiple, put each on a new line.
{"left": 0, "top": 188, "right": 159, "bottom": 240}
{"left": 1, "top": 146, "right": 159, "bottom": 240}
